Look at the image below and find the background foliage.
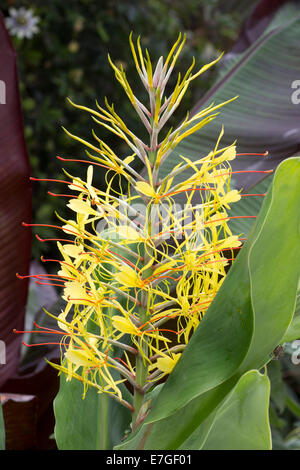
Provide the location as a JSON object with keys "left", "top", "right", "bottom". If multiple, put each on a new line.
{"left": 1, "top": 0, "right": 257, "bottom": 259}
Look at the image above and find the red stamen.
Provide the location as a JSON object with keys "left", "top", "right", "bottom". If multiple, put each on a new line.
{"left": 17, "top": 273, "right": 73, "bottom": 281}
{"left": 33, "top": 321, "right": 66, "bottom": 333}
{"left": 112, "top": 356, "right": 134, "bottom": 373}
{"left": 232, "top": 169, "right": 273, "bottom": 174}
{"left": 36, "top": 234, "right": 75, "bottom": 244}
{"left": 22, "top": 341, "right": 62, "bottom": 348}
{"left": 147, "top": 328, "right": 179, "bottom": 335}
{"left": 13, "top": 327, "right": 66, "bottom": 336}
{"left": 30, "top": 176, "right": 85, "bottom": 191}
{"left": 66, "top": 296, "right": 95, "bottom": 305}
{"left": 57, "top": 156, "right": 111, "bottom": 171}
{"left": 48, "top": 191, "right": 79, "bottom": 198}
{"left": 41, "top": 256, "right": 74, "bottom": 270}
{"left": 35, "top": 281, "right": 66, "bottom": 288}
{"left": 107, "top": 249, "right": 142, "bottom": 270}
{"left": 203, "top": 257, "right": 235, "bottom": 265}
{"left": 22, "top": 222, "right": 82, "bottom": 238}
{"left": 236, "top": 151, "right": 268, "bottom": 157}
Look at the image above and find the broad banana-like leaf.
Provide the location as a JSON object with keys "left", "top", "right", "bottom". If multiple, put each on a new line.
{"left": 159, "top": 3, "right": 300, "bottom": 193}
{"left": 116, "top": 157, "right": 300, "bottom": 449}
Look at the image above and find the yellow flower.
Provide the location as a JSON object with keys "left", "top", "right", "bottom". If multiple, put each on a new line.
{"left": 149, "top": 353, "right": 181, "bottom": 374}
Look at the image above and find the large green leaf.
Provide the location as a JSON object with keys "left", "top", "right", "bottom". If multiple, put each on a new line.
{"left": 282, "top": 294, "right": 300, "bottom": 343}
{"left": 116, "top": 157, "right": 300, "bottom": 449}
{"left": 159, "top": 8, "right": 300, "bottom": 192}
{"left": 151, "top": 157, "right": 300, "bottom": 420}
{"left": 115, "top": 376, "right": 237, "bottom": 450}
{"left": 239, "top": 158, "right": 300, "bottom": 371}
{"left": 53, "top": 374, "right": 131, "bottom": 450}
{"left": 199, "top": 370, "right": 271, "bottom": 450}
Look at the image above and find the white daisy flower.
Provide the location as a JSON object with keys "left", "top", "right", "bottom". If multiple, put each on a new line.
{"left": 5, "top": 7, "right": 40, "bottom": 39}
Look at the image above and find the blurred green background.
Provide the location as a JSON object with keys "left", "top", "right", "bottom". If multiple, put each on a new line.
{"left": 1, "top": 0, "right": 257, "bottom": 259}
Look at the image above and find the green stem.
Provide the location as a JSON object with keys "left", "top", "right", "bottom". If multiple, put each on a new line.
{"left": 132, "top": 352, "right": 147, "bottom": 426}
{"left": 131, "top": 122, "right": 158, "bottom": 427}
{"left": 99, "top": 394, "right": 110, "bottom": 450}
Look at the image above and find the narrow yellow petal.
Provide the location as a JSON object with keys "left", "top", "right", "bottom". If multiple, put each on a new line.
{"left": 135, "top": 181, "right": 157, "bottom": 198}
{"left": 112, "top": 316, "right": 139, "bottom": 335}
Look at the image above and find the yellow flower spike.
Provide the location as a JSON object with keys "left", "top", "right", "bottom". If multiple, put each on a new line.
{"left": 28, "top": 33, "right": 245, "bottom": 417}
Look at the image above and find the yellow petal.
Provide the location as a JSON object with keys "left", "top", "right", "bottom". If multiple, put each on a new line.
{"left": 217, "top": 236, "right": 242, "bottom": 250}
{"left": 67, "top": 198, "right": 99, "bottom": 216}
{"left": 216, "top": 146, "right": 236, "bottom": 163}
{"left": 223, "top": 189, "right": 241, "bottom": 205}
{"left": 64, "top": 348, "right": 95, "bottom": 368}
{"left": 62, "top": 244, "right": 83, "bottom": 258}
{"left": 135, "top": 181, "right": 157, "bottom": 198}
{"left": 63, "top": 282, "right": 94, "bottom": 305}
{"left": 112, "top": 316, "right": 139, "bottom": 335}
{"left": 115, "top": 265, "right": 142, "bottom": 288}
{"left": 116, "top": 225, "right": 143, "bottom": 241}
{"left": 149, "top": 353, "right": 181, "bottom": 374}
{"left": 123, "top": 154, "right": 135, "bottom": 165}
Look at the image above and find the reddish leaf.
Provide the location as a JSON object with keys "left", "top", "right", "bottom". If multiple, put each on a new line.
{"left": 0, "top": 14, "right": 32, "bottom": 387}
{"left": 231, "top": 0, "right": 289, "bottom": 53}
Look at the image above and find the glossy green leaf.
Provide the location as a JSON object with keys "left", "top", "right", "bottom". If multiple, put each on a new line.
{"left": 148, "top": 158, "right": 300, "bottom": 423}
{"left": 116, "top": 157, "right": 300, "bottom": 449}
{"left": 282, "top": 294, "right": 300, "bottom": 343}
{"left": 239, "top": 158, "right": 300, "bottom": 371}
{"left": 53, "top": 374, "right": 131, "bottom": 450}
{"left": 200, "top": 370, "right": 271, "bottom": 450}
{"left": 115, "top": 376, "right": 237, "bottom": 450}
